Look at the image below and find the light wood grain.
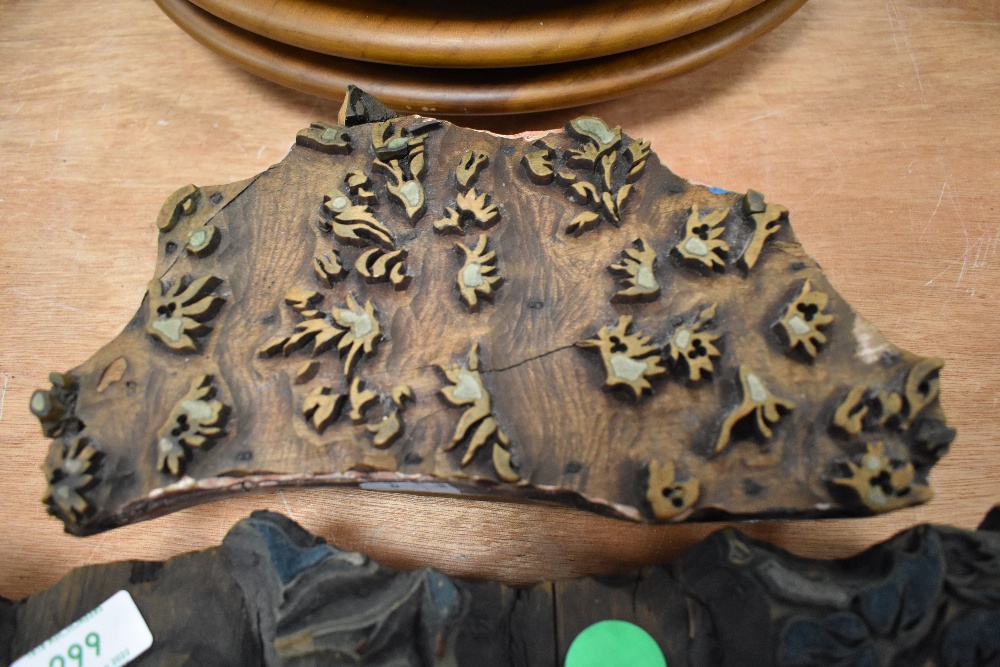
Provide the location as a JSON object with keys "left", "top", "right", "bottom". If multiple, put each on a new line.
{"left": 0, "top": 0, "right": 997, "bottom": 604}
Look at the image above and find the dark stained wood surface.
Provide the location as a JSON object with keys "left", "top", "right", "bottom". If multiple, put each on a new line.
{"left": 4, "top": 510, "right": 999, "bottom": 665}
{"left": 0, "top": 0, "right": 997, "bottom": 606}
{"left": 27, "top": 111, "right": 952, "bottom": 536}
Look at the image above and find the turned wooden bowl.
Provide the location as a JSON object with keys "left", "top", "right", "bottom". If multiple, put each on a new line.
{"left": 156, "top": 0, "right": 807, "bottom": 114}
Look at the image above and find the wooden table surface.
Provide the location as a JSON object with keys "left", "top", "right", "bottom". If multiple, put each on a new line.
{"left": 1, "top": 0, "right": 997, "bottom": 602}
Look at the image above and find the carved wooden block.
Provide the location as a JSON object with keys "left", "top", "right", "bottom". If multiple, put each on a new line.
{"left": 30, "top": 91, "right": 954, "bottom": 535}
{"left": 3, "top": 509, "right": 998, "bottom": 666}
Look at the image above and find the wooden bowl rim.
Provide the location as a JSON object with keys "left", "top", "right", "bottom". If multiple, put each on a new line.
{"left": 156, "top": 0, "right": 808, "bottom": 115}
{"left": 188, "top": 0, "right": 768, "bottom": 68}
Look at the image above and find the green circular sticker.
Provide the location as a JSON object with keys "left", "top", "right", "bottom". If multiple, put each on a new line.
{"left": 565, "top": 620, "right": 667, "bottom": 667}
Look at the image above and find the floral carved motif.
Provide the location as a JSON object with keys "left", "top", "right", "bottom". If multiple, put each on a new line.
{"left": 43, "top": 436, "right": 100, "bottom": 524}
{"left": 146, "top": 274, "right": 225, "bottom": 353}
{"left": 156, "top": 375, "right": 227, "bottom": 476}
{"left": 577, "top": 315, "right": 665, "bottom": 398}
{"left": 609, "top": 237, "right": 660, "bottom": 303}
{"left": 521, "top": 117, "right": 649, "bottom": 236}
{"left": 438, "top": 343, "right": 519, "bottom": 483}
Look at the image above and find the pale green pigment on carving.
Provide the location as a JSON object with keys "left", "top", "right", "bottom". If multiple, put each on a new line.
{"left": 673, "top": 329, "right": 691, "bottom": 350}
{"left": 452, "top": 372, "right": 484, "bottom": 402}
{"left": 180, "top": 399, "right": 215, "bottom": 422}
{"left": 636, "top": 266, "right": 656, "bottom": 290}
{"left": 746, "top": 373, "right": 769, "bottom": 403}
{"left": 787, "top": 315, "right": 811, "bottom": 335}
{"left": 575, "top": 117, "right": 615, "bottom": 144}
{"left": 150, "top": 318, "right": 184, "bottom": 342}
{"left": 337, "top": 310, "right": 373, "bottom": 338}
{"left": 610, "top": 354, "right": 648, "bottom": 382}
{"left": 684, "top": 237, "right": 709, "bottom": 257}
{"left": 462, "top": 262, "right": 484, "bottom": 288}
{"left": 399, "top": 181, "right": 421, "bottom": 206}
{"left": 386, "top": 137, "right": 409, "bottom": 152}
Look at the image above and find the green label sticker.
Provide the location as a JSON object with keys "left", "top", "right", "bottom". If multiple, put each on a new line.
{"left": 565, "top": 620, "right": 667, "bottom": 667}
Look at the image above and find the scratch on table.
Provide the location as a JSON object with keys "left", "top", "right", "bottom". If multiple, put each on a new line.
{"left": 886, "top": 0, "right": 926, "bottom": 103}
{"left": 0, "top": 374, "right": 8, "bottom": 422}
{"left": 925, "top": 233, "right": 993, "bottom": 287}
{"left": 278, "top": 490, "right": 298, "bottom": 522}
{"left": 921, "top": 182, "right": 947, "bottom": 236}
{"left": 740, "top": 108, "right": 791, "bottom": 125}
{"left": 945, "top": 180, "right": 969, "bottom": 247}
{"left": 801, "top": 185, "right": 826, "bottom": 206}
{"left": 84, "top": 532, "right": 109, "bottom": 566}
{"left": 820, "top": 137, "right": 843, "bottom": 170}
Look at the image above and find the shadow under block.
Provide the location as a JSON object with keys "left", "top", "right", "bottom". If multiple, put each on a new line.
{"left": 3, "top": 509, "right": 999, "bottom": 666}
{"left": 30, "top": 103, "right": 954, "bottom": 535}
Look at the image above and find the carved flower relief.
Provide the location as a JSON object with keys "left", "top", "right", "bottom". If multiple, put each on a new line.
{"left": 646, "top": 461, "right": 699, "bottom": 521}
{"left": 29, "top": 371, "right": 81, "bottom": 438}
{"left": 776, "top": 280, "right": 834, "bottom": 358}
{"left": 432, "top": 189, "right": 501, "bottom": 233}
{"left": 295, "top": 122, "right": 352, "bottom": 154}
{"left": 258, "top": 291, "right": 382, "bottom": 378}
{"left": 666, "top": 304, "right": 721, "bottom": 382}
{"left": 331, "top": 296, "right": 382, "bottom": 377}
{"left": 455, "top": 150, "right": 489, "bottom": 189}
{"left": 314, "top": 249, "right": 348, "bottom": 287}
{"left": 438, "top": 343, "right": 519, "bottom": 483}
{"left": 565, "top": 117, "right": 622, "bottom": 167}
{"left": 738, "top": 189, "right": 788, "bottom": 271}
{"left": 355, "top": 247, "right": 410, "bottom": 290}
{"left": 366, "top": 385, "right": 414, "bottom": 448}
{"left": 454, "top": 234, "right": 502, "bottom": 312}
{"left": 829, "top": 358, "right": 952, "bottom": 462}
{"left": 433, "top": 151, "right": 501, "bottom": 234}
{"left": 832, "top": 442, "right": 931, "bottom": 513}
{"left": 714, "top": 366, "right": 794, "bottom": 455}
{"left": 675, "top": 206, "right": 729, "bottom": 269}
{"left": 576, "top": 315, "right": 665, "bottom": 398}
{"left": 42, "top": 435, "right": 100, "bottom": 523}
{"left": 371, "top": 120, "right": 428, "bottom": 224}
{"left": 321, "top": 188, "right": 395, "bottom": 249}
{"left": 608, "top": 237, "right": 660, "bottom": 303}
{"left": 156, "top": 375, "right": 227, "bottom": 476}
{"left": 777, "top": 529, "right": 945, "bottom": 666}
{"left": 185, "top": 224, "right": 218, "bottom": 257}
{"left": 302, "top": 386, "right": 346, "bottom": 433}
{"left": 520, "top": 117, "right": 650, "bottom": 236}
{"left": 146, "top": 275, "right": 225, "bottom": 353}
{"left": 301, "top": 376, "right": 412, "bottom": 448}
{"left": 156, "top": 183, "right": 200, "bottom": 233}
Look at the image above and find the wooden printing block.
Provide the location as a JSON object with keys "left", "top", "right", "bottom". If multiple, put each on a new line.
{"left": 3, "top": 508, "right": 999, "bottom": 665}
{"left": 30, "top": 90, "right": 954, "bottom": 536}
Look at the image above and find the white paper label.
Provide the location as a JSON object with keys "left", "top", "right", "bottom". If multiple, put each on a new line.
{"left": 12, "top": 590, "right": 153, "bottom": 667}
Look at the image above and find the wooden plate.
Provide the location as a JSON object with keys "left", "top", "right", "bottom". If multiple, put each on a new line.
{"left": 188, "top": 0, "right": 767, "bottom": 68}
{"left": 155, "top": 0, "right": 808, "bottom": 115}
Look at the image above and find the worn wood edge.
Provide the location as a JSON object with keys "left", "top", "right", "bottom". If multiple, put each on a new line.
{"left": 187, "top": 0, "right": 767, "bottom": 69}
{"left": 154, "top": 0, "right": 808, "bottom": 115}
